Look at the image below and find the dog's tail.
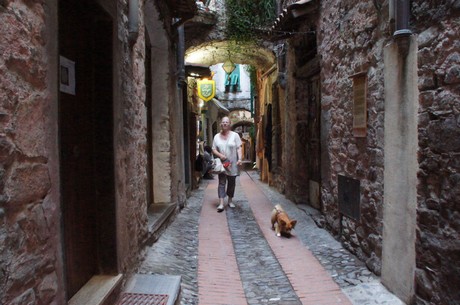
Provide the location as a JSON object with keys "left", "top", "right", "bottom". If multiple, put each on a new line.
{"left": 274, "top": 204, "right": 283, "bottom": 213}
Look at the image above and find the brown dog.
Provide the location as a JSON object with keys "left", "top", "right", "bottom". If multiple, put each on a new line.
{"left": 271, "top": 204, "right": 297, "bottom": 237}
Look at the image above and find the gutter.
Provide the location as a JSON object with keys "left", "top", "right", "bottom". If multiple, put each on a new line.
{"left": 393, "top": 0, "right": 412, "bottom": 56}
{"left": 128, "top": 0, "right": 139, "bottom": 45}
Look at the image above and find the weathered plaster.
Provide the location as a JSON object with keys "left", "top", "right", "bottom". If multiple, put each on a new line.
{"left": 382, "top": 36, "right": 418, "bottom": 304}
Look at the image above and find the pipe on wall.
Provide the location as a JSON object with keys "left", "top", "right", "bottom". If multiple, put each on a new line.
{"left": 394, "top": 0, "right": 411, "bottom": 36}
{"left": 393, "top": 0, "right": 412, "bottom": 56}
{"left": 177, "top": 24, "right": 186, "bottom": 87}
{"left": 128, "top": 0, "right": 139, "bottom": 45}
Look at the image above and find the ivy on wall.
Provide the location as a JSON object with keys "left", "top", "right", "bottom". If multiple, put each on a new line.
{"left": 225, "top": 0, "right": 276, "bottom": 41}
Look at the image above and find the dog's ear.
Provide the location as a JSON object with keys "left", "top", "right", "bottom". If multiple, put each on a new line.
{"left": 279, "top": 219, "right": 287, "bottom": 226}
{"left": 290, "top": 220, "right": 297, "bottom": 228}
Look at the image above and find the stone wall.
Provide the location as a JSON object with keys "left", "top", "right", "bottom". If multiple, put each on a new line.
{"left": 412, "top": 1, "right": 460, "bottom": 304}
{"left": 114, "top": 0, "right": 150, "bottom": 272}
{"left": 185, "top": 0, "right": 225, "bottom": 50}
{"left": 0, "top": 1, "right": 63, "bottom": 303}
{"left": 0, "top": 0, "right": 168, "bottom": 302}
{"left": 317, "top": 0, "right": 390, "bottom": 274}
{"left": 271, "top": 0, "right": 459, "bottom": 302}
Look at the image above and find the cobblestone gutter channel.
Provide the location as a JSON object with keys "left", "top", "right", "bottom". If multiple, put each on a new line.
{"left": 226, "top": 195, "right": 301, "bottom": 305}
{"left": 139, "top": 185, "right": 203, "bottom": 305}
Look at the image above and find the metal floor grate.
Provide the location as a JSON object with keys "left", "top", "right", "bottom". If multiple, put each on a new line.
{"left": 118, "top": 293, "right": 169, "bottom": 305}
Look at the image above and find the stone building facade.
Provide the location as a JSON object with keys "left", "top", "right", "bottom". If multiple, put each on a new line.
{"left": 0, "top": 0, "right": 195, "bottom": 303}
{"left": 258, "top": 0, "right": 459, "bottom": 304}
{"left": 411, "top": 1, "right": 460, "bottom": 304}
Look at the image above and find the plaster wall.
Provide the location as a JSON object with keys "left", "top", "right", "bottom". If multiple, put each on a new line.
{"left": 382, "top": 37, "right": 418, "bottom": 304}
{"left": 146, "top": 1, "right": 173, "bottom": 204}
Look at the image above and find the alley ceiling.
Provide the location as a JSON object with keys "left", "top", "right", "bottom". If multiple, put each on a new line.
{"left": 185, "top": 40, "right": 276, "bottom": 71}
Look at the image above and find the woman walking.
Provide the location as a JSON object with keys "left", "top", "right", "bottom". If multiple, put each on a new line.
{"left": 212, "top": 116, "right": 243, "bottom": 212}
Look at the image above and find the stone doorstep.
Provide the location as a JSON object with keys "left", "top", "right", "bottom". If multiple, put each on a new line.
{"left": 121, "top": 274, "right": 182, "bottom": 305}
{"left": 147, "top": 203, "right": 178, "bottom": 244}
{"left": 68, "top": 274, "right": 123, "bottom": 305}
{"left": 148, "top": 203, "right": 177, "bottom": 232}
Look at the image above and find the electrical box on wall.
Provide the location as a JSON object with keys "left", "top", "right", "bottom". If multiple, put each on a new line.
{"left": 338, "top": 175, "right": 361, "bottom": 221}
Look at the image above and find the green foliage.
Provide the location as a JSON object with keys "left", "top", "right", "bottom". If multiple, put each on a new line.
{"left": 225, "top": 0, "right": 276, "bottom": 42}
{"left": 245, "top": 65, "right": 258, "bottom": 90}
{"left": 249, "top": 125, "right": 255, "bottom": 140}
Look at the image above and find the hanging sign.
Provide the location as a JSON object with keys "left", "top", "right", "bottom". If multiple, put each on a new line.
{"left": 197, "top": 79, "right": 216, "bottom": 102}
{"left": 350, "top": 72, "right": 367, "bottom": 137}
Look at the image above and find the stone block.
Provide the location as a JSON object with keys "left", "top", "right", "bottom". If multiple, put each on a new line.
{"left": 15, "top": 97, "right": 48, "bottom": 157}
{"left": 10, "top": 288, "right": 36, "bottom": 305}
{"left": 5, "top": 163, "right": 50, "bottom": 205}
{"left": 38, "top": 272, "right": 59, "bottom": 304}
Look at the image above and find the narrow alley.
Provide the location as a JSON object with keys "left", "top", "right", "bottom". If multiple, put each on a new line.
{"left": 2, "top": 1, "right": 459, "bottom": 304}
{"left": 135, "top": 171, "right": 404, "bottom": 305}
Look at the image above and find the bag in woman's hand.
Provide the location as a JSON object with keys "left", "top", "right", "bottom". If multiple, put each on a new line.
{"left": 222, "top": 160, "right": 231, "bottom": 169}
{"left": 211, "top": 158, "right": 225, "bottom": 174}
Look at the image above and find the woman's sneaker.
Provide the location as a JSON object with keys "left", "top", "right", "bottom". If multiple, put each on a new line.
{"left": 217, "top": 203, "right": 224, "bottom": 212}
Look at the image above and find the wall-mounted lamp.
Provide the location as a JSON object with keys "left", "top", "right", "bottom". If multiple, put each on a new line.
{"left": 222, "top": 59, "right": 236, "bottom": 75}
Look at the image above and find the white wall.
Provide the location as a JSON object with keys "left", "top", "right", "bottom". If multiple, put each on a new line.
{"left": 210, "top": 63, "right": 251, "bottom": 100}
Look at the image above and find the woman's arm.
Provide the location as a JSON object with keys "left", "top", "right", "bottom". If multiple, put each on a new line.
{"left": 212, "top": 147, "right": 226, "bottom": 160}
{"left": 236, "top": 145, "right": 242, "bottom": 165}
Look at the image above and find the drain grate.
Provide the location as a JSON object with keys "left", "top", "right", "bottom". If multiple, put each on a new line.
{"left": 118, "top": 293, "right": 169, "bottom": 305}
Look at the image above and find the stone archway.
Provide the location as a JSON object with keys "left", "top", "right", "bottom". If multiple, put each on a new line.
{"left": 185, "top": 39, "right": 274, "bottom": 176}
{"left": 185, "top": 40, "right": 275, "bottom": 70}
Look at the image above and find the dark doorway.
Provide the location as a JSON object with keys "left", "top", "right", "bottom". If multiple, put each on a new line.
{"left": 307, "top": 75, "right": 321, "bottom": 209}
{"left": 294, "top": 31, "right": 321, "bottom": 209}
{"left": 59, "top": 0, "right": 117, "bottom": 299}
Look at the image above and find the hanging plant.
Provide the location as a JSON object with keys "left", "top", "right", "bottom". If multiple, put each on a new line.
{"left": 225, "top": 0, "right": 276, "bottom": 42}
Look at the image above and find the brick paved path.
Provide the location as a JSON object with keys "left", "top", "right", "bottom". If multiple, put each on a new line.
{"left": 197, "top": 181, "right": 247, "bottom": 305}
{"left": 139, "top": 171, "right": 405, "bottom": 305}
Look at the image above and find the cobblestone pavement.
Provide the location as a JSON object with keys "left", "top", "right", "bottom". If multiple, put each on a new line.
{"left": 226, "top": 193, "right": 301, "bottom": 305}
{"left": 138, "top": 171, "right": 405, "bottom": 305}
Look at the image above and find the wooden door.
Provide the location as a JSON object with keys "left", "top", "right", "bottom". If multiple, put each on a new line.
{"left": 59, "top": 0, "right": 116, "bottom": 299}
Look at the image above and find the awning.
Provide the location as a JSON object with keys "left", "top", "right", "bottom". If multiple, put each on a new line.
{"left": 185, "top": 64, "right": 212, "bottom": 78}
{"left": 211, "top": 98, "right": 229, "bottom": 114}
{"left": 267, "top": 0, "right": 317, "bottom": 40}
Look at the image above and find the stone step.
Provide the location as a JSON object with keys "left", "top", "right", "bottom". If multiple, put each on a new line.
{"left": 147, "top": 203, "right": 178, "bottom": 245}
{"left": 68, "top": 274, "right": 124, "bottom": 305}
{"left": 119, "top": 274, "right": 181, "bottom": 305}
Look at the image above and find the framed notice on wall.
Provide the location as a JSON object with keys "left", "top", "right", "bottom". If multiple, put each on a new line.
{"left": 350, "top": 72, "right": 367, "bottom": 137}
{"left": 59, "top": 56, "right": 76, "bottom": 95}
